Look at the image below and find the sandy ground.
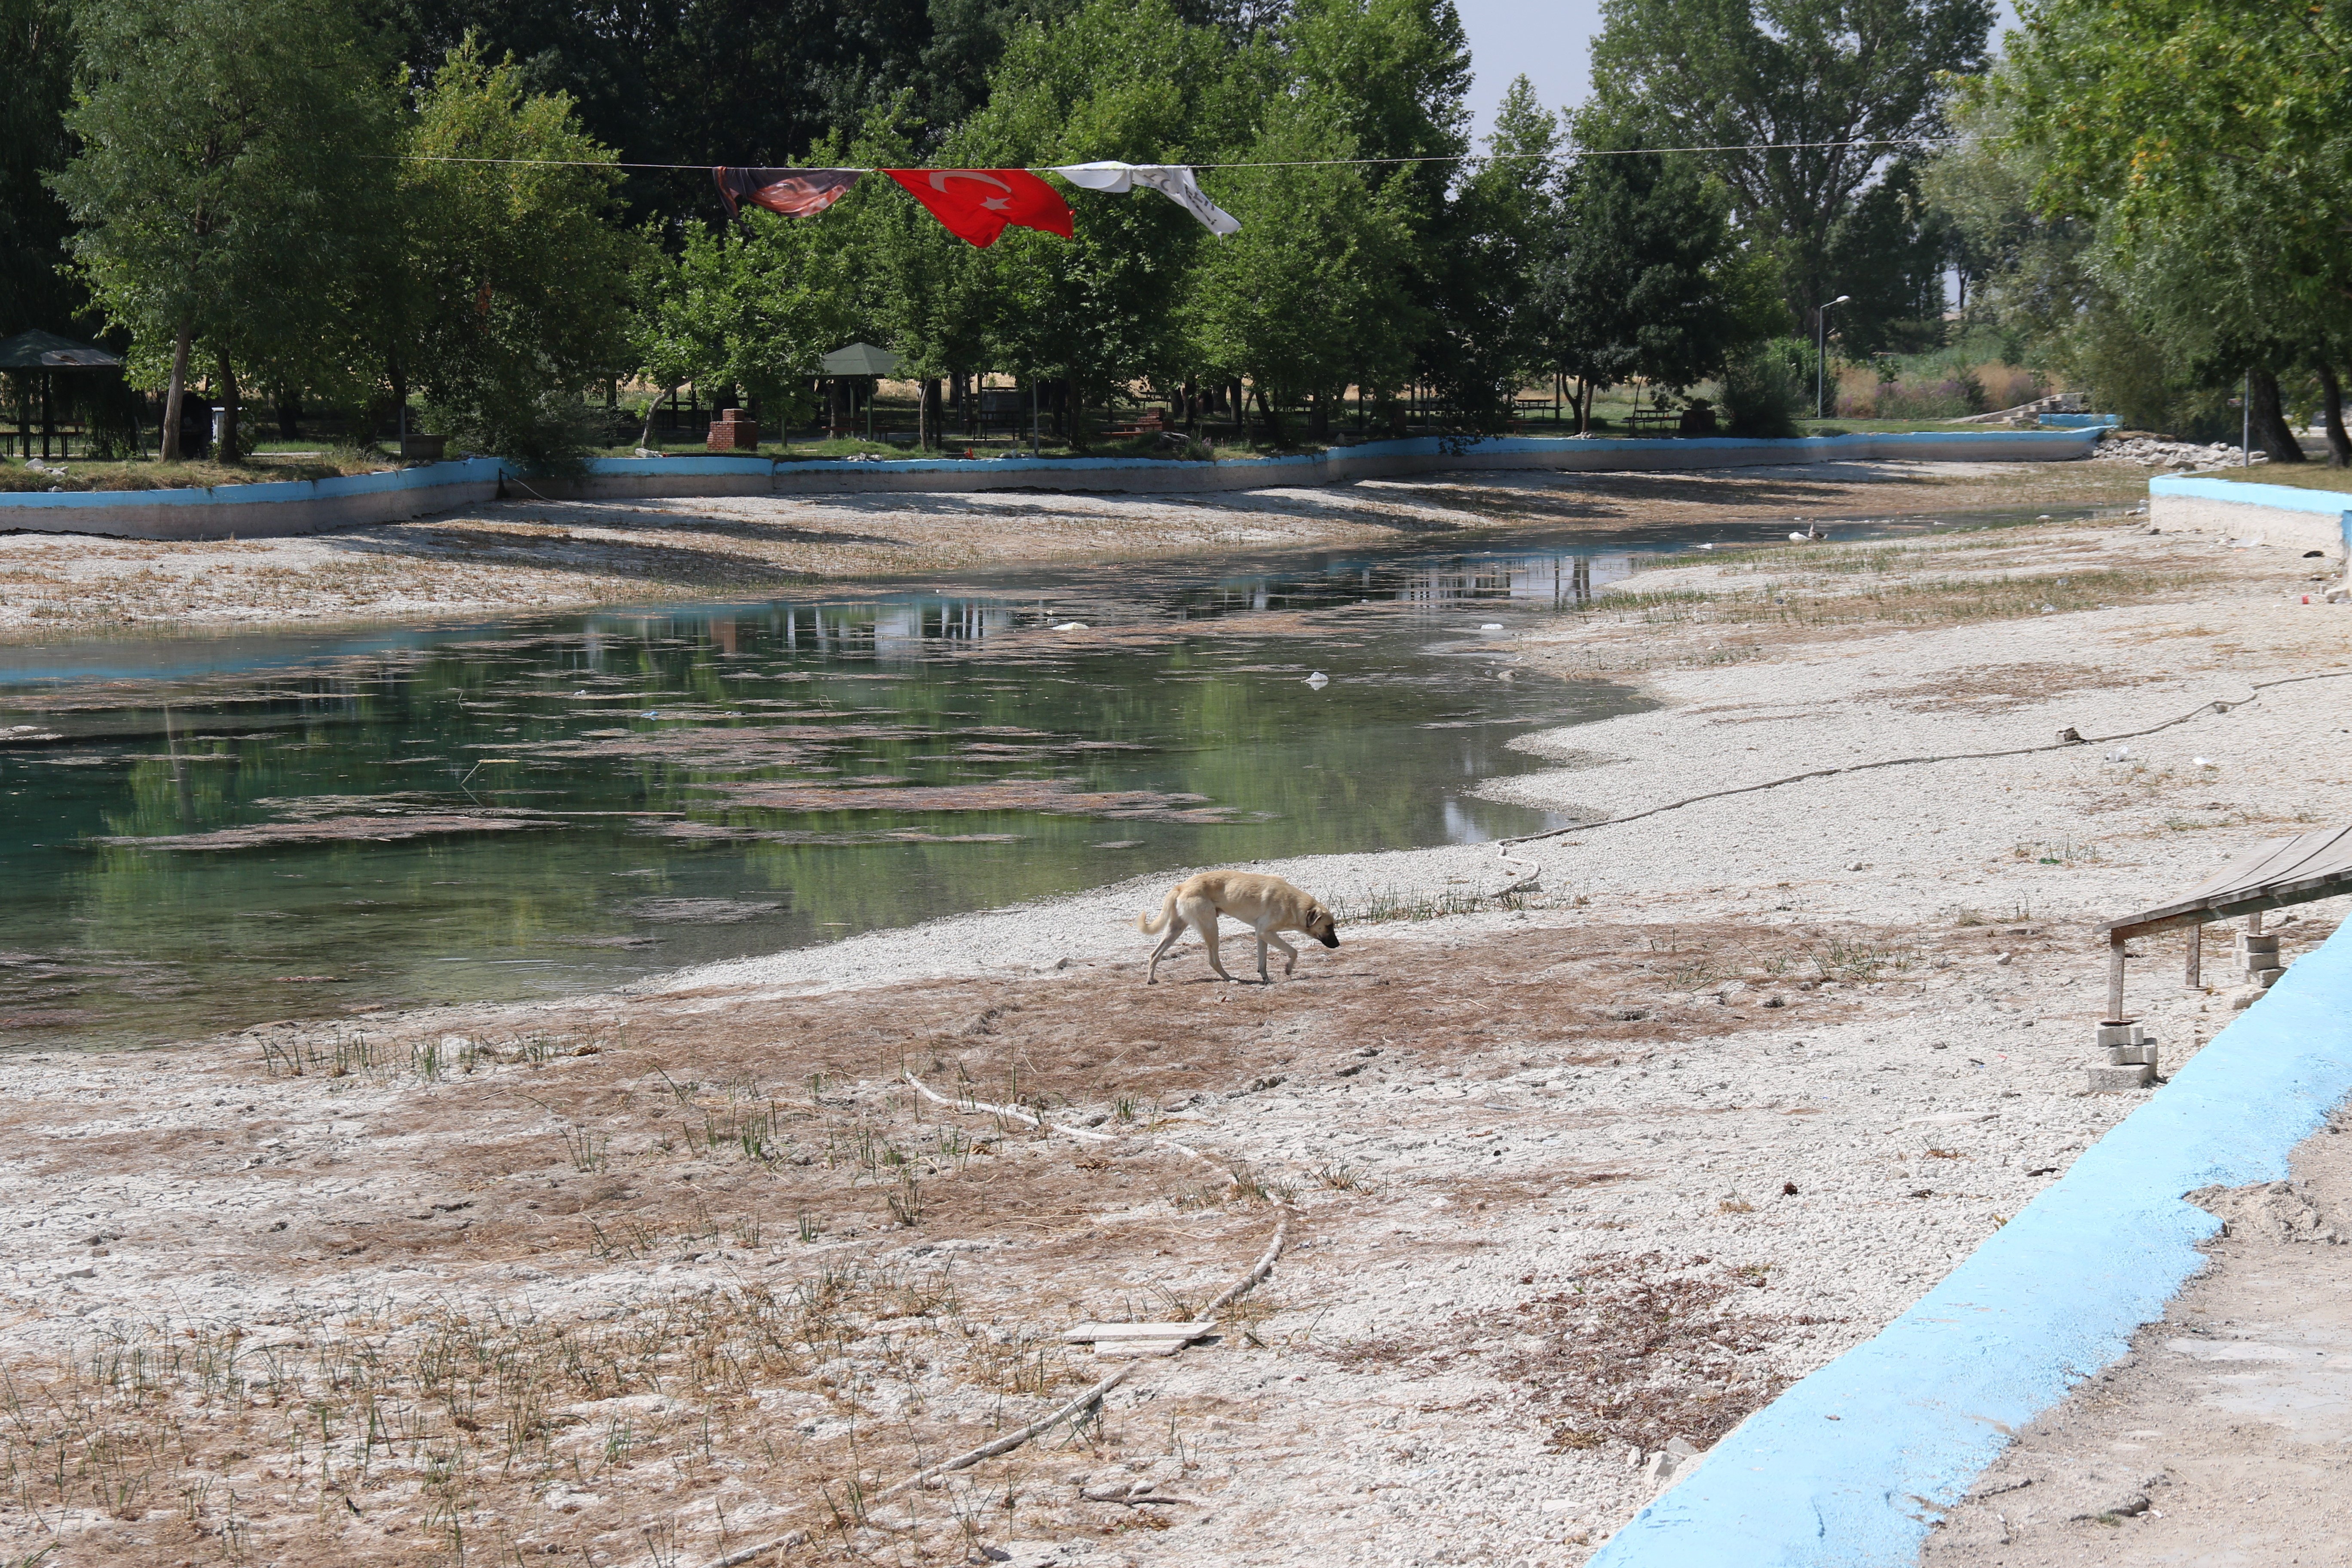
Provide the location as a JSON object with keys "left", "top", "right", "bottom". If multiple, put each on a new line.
{"left": 3, "top": 480, "right": 2349, "bottom": 1568}
{"left": 1923, "top": 1116, "right": 2352, "bottom": 1567}
{"left": 0, "top": 457, "right": 2152, "bottom": 641}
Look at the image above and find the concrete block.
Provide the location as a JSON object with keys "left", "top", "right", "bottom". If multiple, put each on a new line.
{"left": 2088, "top": 1063, "right": 2156, "bottom": 1091}
{"left": 2252, "top": 967, "right": 2285, "bottom": 989}
{"left": 2107, "top": 1043, "right": 2159, "bottom": 1067}
{"left": 2095, "top": 1022, "right": 2138, "bottom": 1049}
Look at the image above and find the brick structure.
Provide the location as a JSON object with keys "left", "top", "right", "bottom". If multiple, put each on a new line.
{"left": 706, "top": 409, "right": 759, "bottom": 452}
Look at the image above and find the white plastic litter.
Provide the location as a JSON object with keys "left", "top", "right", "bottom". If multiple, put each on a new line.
{"left": 1052, "top": 622, "right": 1089, "bottom": 631}
{"left": 1480, "top": 623, "right": 1503, "bottom": 631}
{"left": 1305, "top": 672, "right": 1329, "bottom": 688}
{"left": 2194, "top": 756, "right": 2216, "bottom": 767}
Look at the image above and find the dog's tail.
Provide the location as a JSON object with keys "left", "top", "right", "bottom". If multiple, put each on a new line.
{"left": 1136, "top": 888, "right": 1179, "bottom": 935}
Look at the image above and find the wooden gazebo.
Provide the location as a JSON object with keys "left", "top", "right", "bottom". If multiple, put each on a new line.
{"left": 0, "top": 330, "right": 125, "bottom": 461}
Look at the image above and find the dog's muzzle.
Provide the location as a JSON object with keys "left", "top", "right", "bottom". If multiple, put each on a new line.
{"left": 1318, "top": 929, "right": 1340, "bottom": 949}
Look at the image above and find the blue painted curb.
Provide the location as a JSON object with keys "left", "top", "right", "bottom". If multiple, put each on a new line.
{"left": 2037, "top": 413, "right": 2119, "bottom": 429}
{"left": 0, "top": 456, "right": 507, "bottom": 512}
{"left": 2149, "top": 472, "right": 2352, "bottom": 518}
{"left": 1591, "top": 916, "right": 2352, "bottom": 1568}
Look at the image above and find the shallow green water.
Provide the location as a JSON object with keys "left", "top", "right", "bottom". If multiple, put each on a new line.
{"left": 0, "top": 508, "right": 2062, "bottom": 1048}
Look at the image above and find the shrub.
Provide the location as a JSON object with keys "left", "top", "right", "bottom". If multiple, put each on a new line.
{"left": 1721, "top": 346, "right": 1803, "bottom": 437}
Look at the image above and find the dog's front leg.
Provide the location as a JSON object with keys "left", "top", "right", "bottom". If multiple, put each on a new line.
{"left": 1266, "top": 930, "right": 1300, "bottom": 976}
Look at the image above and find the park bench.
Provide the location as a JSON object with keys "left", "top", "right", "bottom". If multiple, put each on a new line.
{"left": 1102, "top": 408, "right": 1168, "bottom": 439}
{"left": 1622, "top": 410, "right": 1681, "bottom": 435}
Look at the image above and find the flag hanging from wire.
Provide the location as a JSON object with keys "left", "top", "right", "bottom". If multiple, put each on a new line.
{"left": 882, "top": 168, "right": 1074, "bottom": 248}
{"left": 713, "top": 166, "right": 865, "bottom": 221}
{"left": 1051, "top": 162, "right": 1239, "bottom": 235}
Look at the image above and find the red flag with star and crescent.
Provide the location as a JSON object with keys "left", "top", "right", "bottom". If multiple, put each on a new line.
{"left": 882, "top": 168, "right": 1074, "bottom": 248}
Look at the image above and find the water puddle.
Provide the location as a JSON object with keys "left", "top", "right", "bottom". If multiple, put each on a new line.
{"left": 0, "top": 508, "right": 2086, "bottom": 1048}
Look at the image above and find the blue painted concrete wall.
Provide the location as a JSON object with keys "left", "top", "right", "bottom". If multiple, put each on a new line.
{"left": 1590, "top": 918, "right": 2352, "bottom": 1567}
{"left": 2150, "top": 472, "right": 2352, "bottom": 519}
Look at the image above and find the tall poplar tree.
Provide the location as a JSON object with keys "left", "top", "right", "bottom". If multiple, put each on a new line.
{"left": 1587, "top": 0, "right": 1993, "bottom": 340}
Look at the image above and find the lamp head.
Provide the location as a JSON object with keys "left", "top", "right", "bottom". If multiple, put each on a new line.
{"left": 1828, "top": 294, "right": 1852, "bottom": 306}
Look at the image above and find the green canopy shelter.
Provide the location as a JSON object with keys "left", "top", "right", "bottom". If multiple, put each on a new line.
{"left": 0, "top": 330, "right": 126, "bottom": 461}
{"left": 820, "top": 342, "right": 901, "bottom": 439}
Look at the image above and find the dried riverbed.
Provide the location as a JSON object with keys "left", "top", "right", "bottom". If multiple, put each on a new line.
{"left": 3, "top": 488, "right": 2346, "bottom": 1568}
{"left": 0, "top": 458, "right": 2151, "bottom": 640}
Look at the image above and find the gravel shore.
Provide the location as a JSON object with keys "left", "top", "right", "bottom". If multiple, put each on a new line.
{"left": 2, "top": 489, "right": 2343, "bottom": 1568}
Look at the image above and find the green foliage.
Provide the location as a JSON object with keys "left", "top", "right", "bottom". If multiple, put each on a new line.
{"left": 398, "top": 37, "right": 649, "bottom": 469}
{"left": 1720, "top": 342, "right": 1801, "bottom": 436}
{"left": 1420, "top": 76, "right": 1560, "bottom": 437}
{"left": 1984, "top": 0, "right": 2352, "bottom": 441}
{"left": 0, "top": 0, "right": 79, "bottom": 336}
{"left": 949, "top": 0, "right": 1239, "bottom": 435}
{"left": 53, "top": 0, "right": 401, "bottom": 445}
{"left": 363, "top": 0, "right": 1049, "bottom": 229}
{"left": 1534, "top": 133, "right": 1766, "bottom": 412}
{"left": 1589, "top": 0, "right": 1992, "bottom": 335}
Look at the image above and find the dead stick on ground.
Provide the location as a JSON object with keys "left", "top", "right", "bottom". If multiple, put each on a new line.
{"left": 901, "top": 1067, "right": 1221, "bottom": 1173}
{"left": 696, "top": 1208, "right": 1288, "bottom": 1568}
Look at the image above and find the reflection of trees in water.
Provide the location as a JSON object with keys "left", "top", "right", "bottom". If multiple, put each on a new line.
{"left": 2, "top": 576, "right": 1642, "bottom": 1044}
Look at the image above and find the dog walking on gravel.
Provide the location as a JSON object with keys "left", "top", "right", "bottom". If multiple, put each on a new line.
{"left": 1137, "top": 871, "right": 1339, "bottom": 985}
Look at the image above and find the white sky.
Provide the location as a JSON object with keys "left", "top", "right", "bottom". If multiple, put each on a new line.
{"left": 1452, "top": 0, "right": 2024, "bottom": 140}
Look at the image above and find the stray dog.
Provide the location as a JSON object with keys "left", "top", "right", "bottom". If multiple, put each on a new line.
{"left": 1136, "top": 872, "right": 1339, "bottom": 985}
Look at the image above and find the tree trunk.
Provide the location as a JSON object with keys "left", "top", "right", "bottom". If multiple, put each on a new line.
{"left": 389, "top": 359, "right": 409, "bottom": 456}
{"left": 2248, "top": 369, "right": 2306, "bottom": 463}
{"left": 161, "top": 318, "right": 193, "bottom": 462}
{"left": 639, "top": 386, "right": 665, "bottom": 450}
{"left": 1253, "top": 381, "right": 1284, "bottom": 446}
{"left": 1308, "top": 389, "right": 1330, "bottom": 443}
{"left": 919, "top": 378, "right": 937, "bottom": 451}
{"left": 2318, "top": 364, "right": 2352, "bottom": 468}
{"left": 214, "top": 351, "right": 240, "bottom": 463}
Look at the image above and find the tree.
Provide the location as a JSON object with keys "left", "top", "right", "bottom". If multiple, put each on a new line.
{"left": 1587, "top": 0, "right": 1994, "bottom": 334}
{"left": 948, "top": 0, "right": 1242, "bottom": 445}
{"left": 1187, "top": 90, "right": 1420, "bottom": 444}
{"left": 1417, "top": 77, "right": 1561, "bottom": 438}
{"left": 395, "top": 38, "right": 650, "bottom": 466}
{"left": 0, "top": 0, "right": 80, "bottom": 339}
{"left": 1994, "top": 0, "right": 2352, "bottom": 454}
{"left": 361, "top": 0, "right": 1057, "bottom": 229}
{"left": 1534, "top": 132, "right": 1777, "bottom": 431}
{"left": 53, "top": 0, "right": 400, "bottom": 459}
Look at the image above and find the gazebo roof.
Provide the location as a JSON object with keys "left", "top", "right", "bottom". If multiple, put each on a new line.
{"left": 820, "top": 341, "right": 900, "bottom": 377}
{"left": 0, "top": 330, "right": 123, "bottom": 371}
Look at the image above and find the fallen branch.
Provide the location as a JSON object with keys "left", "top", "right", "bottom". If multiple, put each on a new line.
{"left": 902, "top": 1067, "right": 1218, "bottom": 1172}
{"left": 693, "top": 1175, "right": 1288, "bottom": 1568}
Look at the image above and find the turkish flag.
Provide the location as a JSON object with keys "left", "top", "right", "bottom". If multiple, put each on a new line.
{"left": 882, "top": 168, "right": 1074, "bottom": 248}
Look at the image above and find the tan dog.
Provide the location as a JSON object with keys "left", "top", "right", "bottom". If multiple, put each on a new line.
{"left": 1137, "top": 871, "right": 1340, "bottom": 985}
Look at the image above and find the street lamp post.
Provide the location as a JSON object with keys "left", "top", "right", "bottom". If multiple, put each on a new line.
{"left": 1816, "top": 294, "right": 1851, "bottom": 420}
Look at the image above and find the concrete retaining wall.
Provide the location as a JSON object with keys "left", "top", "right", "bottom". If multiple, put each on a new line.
{"left": 0, "top": 457, "right": 508, "bottom": 542}
{"left": 2149, "top": 473, "right": 2352, "bottom": 559}
{"left": 1589, "top": 916, "right": 2352, "bottom": 1568}
{"left": 0, "top": 429, "right": 2100, "bottom": 541}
